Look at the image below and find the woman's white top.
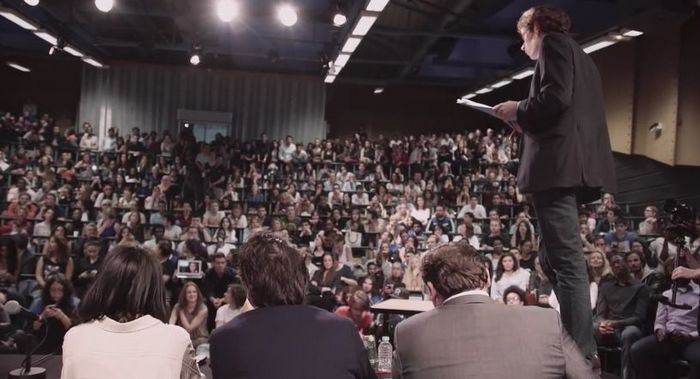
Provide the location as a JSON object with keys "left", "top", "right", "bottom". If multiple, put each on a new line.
{"left": 62, "top": 315, "right": 199, "bottom": 379}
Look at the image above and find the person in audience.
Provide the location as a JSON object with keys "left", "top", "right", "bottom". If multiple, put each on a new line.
{"left": 36, "top": 236, "right": 74, "bottom": 292}
{"left": 203, "top": 253, "right": 238, "bottom": 323}
{"left": 503, "top": 285, "right": 527, "bottom": 306}
{"left": 482, "top": 220, "right": 509, "bottom": 251}
{"left": 518, "top": 240, "right": 537, "bottom": 272}
{"left": 491, "top": 252, "right": 530, "bottom": 302}
{"left": 209, "top": 233, "right": 375, "bottom": 379}
{"left": 170, "top": 281, "right": 209, "bottom": 355}
{"left": 31, "top": 273, "right": 78, "bottom": 354}
{"left": 595, "top": 206, "right": 620, "bottom": 235}
{"left": 528, "top": 256, "right": 553, "bottom": 306}
{"left": 626, "top": 250, "right": 653, "bottom": 282}
{"left": 203, "top": 200, "right": 226, "bottom": 227}
{"left": 595, "top": 254, "right": 649, "bottom": 379}
{"left": 426, "top": 205, "right": 455, "bottom": 234}
{"left": 359, "top": 275, "right": 382, "bottom": 305}
{"left": 409, "top": 196, "right": 431, "bottom": 227}
{"left": 588, "top": 249, "right": 613, "bottom": 285}
{"left": 32, "top": 208, "right": 55, "bottom": 238}
{"left": 637, "top": 205, "right": 659, "bottom": 236}
{"left": 78, "top": 123, "right": 99, "bottom": 150}
{"left": 335, "top": 289, "right": 373, "bottom": 334}
{"left": 457, "top": 196, "right": 487, "bottom": 220}
{"left": 510, "top": 219, "right": 536, "bottom": 250}
{"left": 630, "top": 276, "right": 700, "bottom": 379}
{"left": 402, "top": 250, "right": 424, "bottom": 292}
{"left": 62, "top": 244, "right": 203, "bottom": 378}
{"left": 0, "top": 237, "right": 18, "bottom": 287}
{"left": 73, "top": 241, "right": 101, "bottom": 297}
{"left": 392, "top": 242, "right": 592, "bottom": 378}
{"left": 215, "top": 284, "right": 247, "bottom": 328}
{"left": 604, "top": 219, "right": 638, "bottom": 253}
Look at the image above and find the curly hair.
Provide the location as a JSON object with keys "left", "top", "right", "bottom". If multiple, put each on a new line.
{"left": 517, "top": 6, "right": 571, "bottom": 35}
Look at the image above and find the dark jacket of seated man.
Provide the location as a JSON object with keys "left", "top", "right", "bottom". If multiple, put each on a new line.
{"left": 392, "top": 242, "right": 594, "bottom": 379}
{"left": 209, "top": 233, "right": 376, "bottom": 379}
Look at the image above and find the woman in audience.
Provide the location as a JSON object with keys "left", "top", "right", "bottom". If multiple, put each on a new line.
{"left": 62, "top": 245, "right": 202, "bottom": 379}
{"left": 491, "top": 252, "right": 530, "bottom": 302}
{"left": 401, "top": 249, "right": 424, "bottom": 292}
{"left": 36, "top": 236, "right": 74, "bottom": 290}
{"left": 215, "top": 284, "right": 247, "bottom": 328}
{"left": 359, "top": 275, "right": 382, "bottom": 305}
{"left": 409, "top": 196, "right": 431, "bottom": 227}
{"left": 309, "top": 253, "right": 341, "bottom": 308}
{"left": 588, "top": 249, "right": 613, "bottom": 285}
{"left": 510, "top": 219, "right": 536, "bottom": 250}
{"left": 31, "top": 274, "right": 78, "bottom": 354}
{"left": 170, "top": 281, "right": 209, "bottom": 354}
{"left": 503, "top": 285, "right": 527, "bottom": 306}
{"left": 335, "top": 289, "right": 373, "bottom": 334}
{"left": 33, "top": 208, "right": 55, "bottom": 238}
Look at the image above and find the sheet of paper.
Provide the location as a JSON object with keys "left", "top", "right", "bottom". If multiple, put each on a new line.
{"left": 456, "top": 98, "right": 497, "bottom": 118}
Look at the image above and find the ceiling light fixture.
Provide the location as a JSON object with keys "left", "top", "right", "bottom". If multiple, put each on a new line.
{"left": 511, "top": 68, "right": 535, "bottom": 80}
{"left": 63, "top": 45, "right": 84, "bottom": 57}
{"left": 366, "top": 0, "right": 390, "bottom": 12}
{"left": 190, "top": 54, "right": 201, "bottom": 65}
{"left": 278, "top": 4, "right": 298, "bottom": 27}
{"left": 0, "top": 8, "right": 38, "bottom": 30}
{"left": 463, "top": 93, "right": 476, "bottom": 100}
{"left": 341, "top": 36, "right": 362, "bottom": 53}
{"left": 7, "top": 62, "right": 31, "bottom": 72}
{"left": 33, "top": 31, "right": 58, "bottom": 45}
{"left": 216, "top": 0, "right": 239, "bottom": 22}
{"left": 24, "top": 0, "right": 40, "bottom": 6}
{"left": 82, "top": 57, "right": 104, "bottom": 68}
{"left": 475, "top": 87, "right": 493, "bottom": 95}
{"left": 622, "top": 29, "right": 643, "bottom": 37}
{"left": 324, "top": 75, "right": 336, "bottom": 83}
{"left": 490, "top": 79, "right": 513, "bottom": 89}
{"left": 95, "top": 0, "right": 114, "bottom": 13}
{"left": 582, "top": 39, "right": 616, "bottom": 54}
{"left": 333, "top": 12, "right": 347, "bottom": 27}
{"left": 334, "top": 53, "right": 350, "bottom": 67}
{"left": 373, "top": 87, "right": 384, "bottom": 94}
{"left": 352, "top": 12, "right": 378, "bottom": 36}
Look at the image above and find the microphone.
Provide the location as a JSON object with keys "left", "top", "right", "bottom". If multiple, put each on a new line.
{"left": 3, "top": 300, "right": 40, "bottom": 321}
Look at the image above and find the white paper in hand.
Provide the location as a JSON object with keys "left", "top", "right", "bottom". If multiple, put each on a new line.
{"left": 456, "top": 98, "right": 498, "bottom": 118}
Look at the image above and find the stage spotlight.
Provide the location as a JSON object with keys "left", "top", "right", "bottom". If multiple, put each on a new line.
{"left": 278, "top": 4, "right": 297, "bottom": 27}
{"left": 333, "top": 13, "right": 347, "bottom": 27}
{"left": 95, "top": 0, "right": 114, "bottom": 13}
{"left": 24, "top": 0, "right": 40, "bottom": 6}
{"left": 216, "top": 0, "right": 239, "bottom": 22}
{"left": 190, "top": 54, "right": 201, "bottom": 65}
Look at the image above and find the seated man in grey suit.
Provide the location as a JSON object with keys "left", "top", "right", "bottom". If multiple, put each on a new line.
{"left": 392, "top": 242, "right": 594, "bottom": 379}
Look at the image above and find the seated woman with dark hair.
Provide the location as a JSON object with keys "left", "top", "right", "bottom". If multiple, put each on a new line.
{"left": 503, "top": 285, "right": 528, "bottom": 306}
{"left": 215, "top": 284, "right": 247, "bottom": 328}
{"left": 61, "top": 245, "right": 203, "bottom": 379}
{"left": 30, "top": 274, "right": 79, "bottom": 354}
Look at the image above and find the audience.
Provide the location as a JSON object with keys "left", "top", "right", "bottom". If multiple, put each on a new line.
{"left": 214, "top": 284, "right": 247, "bottom": 328}
{"left": 0, "top": 112, "right": 684, "bottom": 377}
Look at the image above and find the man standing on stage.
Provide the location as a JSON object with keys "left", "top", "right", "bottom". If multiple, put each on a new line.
{"left": 494, "top": 6, "right": 616, "bottom": 365}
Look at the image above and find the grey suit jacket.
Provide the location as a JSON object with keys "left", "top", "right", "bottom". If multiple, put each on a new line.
{"left": 392, "top": 294, "right": 595, "bottom": 379}
{"left": 516, "top": 32, "right": 616, "bottom": 202}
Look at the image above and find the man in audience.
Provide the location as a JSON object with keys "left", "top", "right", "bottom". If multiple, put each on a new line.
{"left": 149, "top": 199, "right": 167, "bottom": 225}
{"left": 637, "top": 205, "right": 659, "bottom": 236}
{"left": 203, "top": 200, "right": 226, "bottom": 227}
{"left": 204, "top": 253, "right": 239, "bottom": 327}
{"left": 426, "top": 205, "right": 455, "bottom": 234}
{"left": 604, "top": 219, "right": 638, "bottom": 253}
{"left": 392, "top": 242, "right": 593, "bottom": 378}
{"left": 79, "top": 122, "right": 99, "bottom": 150}
{"left": 209, "top": 233, "right": 376, "bottom": 378}
{"left": 278, "top": 135, "right": 297, "bottom": 163}
{"left": 594, "top": 254, "right": 649, "bottom": 379}
{"left": 457, "top": 196, "right": 487, "bottom": 220}
{"left": 631, "top": 277, "right": 700, "bottom": 379}
{"left": 482, "top": 220, "right": 509, "bottom": 251}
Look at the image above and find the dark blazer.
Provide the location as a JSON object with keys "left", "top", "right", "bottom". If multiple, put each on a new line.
{"left": 392, "top": 294, "right": 595, "bottom": 379}
{"left": 209, "top": 305, "right": 377, "bottom": 379}
{"left": 517, "top": 32, "right": 616, "bottom": 202}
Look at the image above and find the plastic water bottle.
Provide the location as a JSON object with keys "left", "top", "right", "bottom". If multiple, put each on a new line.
{"left": 377, "top": 336, "right": 393, "bottom": 373}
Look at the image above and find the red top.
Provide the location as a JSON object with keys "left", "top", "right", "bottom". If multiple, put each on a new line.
{"left": 335, "top": 306, "right": 373, "bottom": 332}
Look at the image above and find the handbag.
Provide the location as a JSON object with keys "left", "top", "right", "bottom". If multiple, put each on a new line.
{"left": 345, "top": 231, "right": 363, "bottom": 248}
